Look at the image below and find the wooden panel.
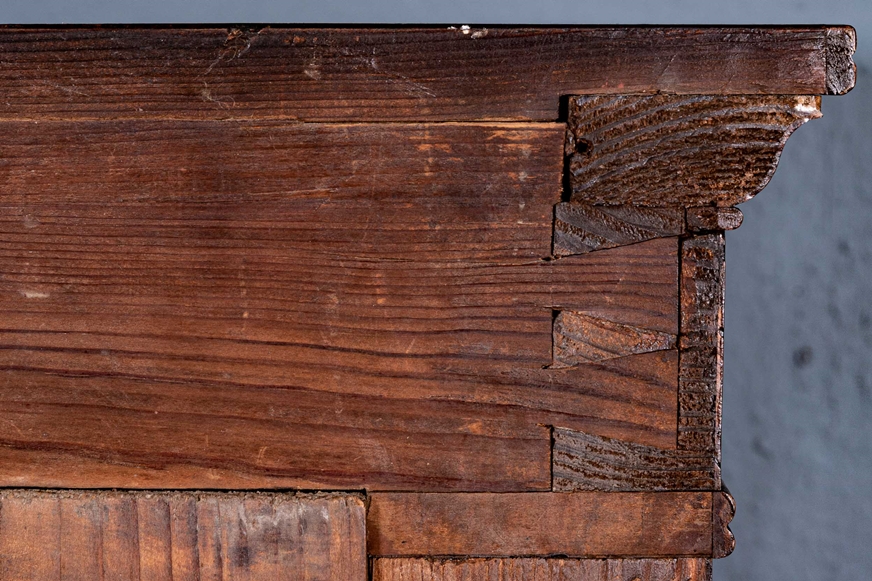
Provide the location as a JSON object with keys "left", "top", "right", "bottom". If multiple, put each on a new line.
{"left": 0, "top": 490, "right": 366, "bottom": 581}
{"left": 367, "top": 492, "right": 713, "bottom": 557}
{"left": 552, "top": 427, "right": 718, "bottom": 492}
{"left": 373, "top": 558, "right": 712, "bottom": 581}
{"left": 567, "top": 95, "right": 821, "bottom": 207}
{"left": 0, "top": 119, "right": 680, "bottom": 490}
{"left": 0, "top": 27, "right": 853, "bottom": 123}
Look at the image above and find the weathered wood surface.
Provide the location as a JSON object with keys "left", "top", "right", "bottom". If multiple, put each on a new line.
{"left": 0, "top": 119, "right": 680, "bottom": 490}
{"left": 552, "top": 311, "right": 676, "bottom": 366}
{"left": 373, "top": 558, "right": 712, "bottom": 581}
{"left": 679, "top": 235, "right": 725, "bottom": 460}
{"left": 367, "top": 492, "right": 713, "bottom": 557}
{"left": 552, "top": 427, "right": 718, "bottom": 492}
{"left": 0, "top": 27, "right": 853, "bottom": 123}
{"left": 0, "top": 490, "right": 367, "bottom": 581}
{"left": 686, "top": 207, "right": 744, "bottom": 232}
{"left": 553, "top": 203, "right": 685, "bottom": 256}
{"left": 566, "top": 95, "right": 821, "bottom": 207}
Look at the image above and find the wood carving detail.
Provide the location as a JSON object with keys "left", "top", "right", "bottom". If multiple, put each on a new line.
{"left": 552, "top": 311, "right": 676, "bottom": 366}
{"left": 373, "top": 558, "right": 712, "bottom": 581}
{"left": 566, "top": 94, "right": 821, "bottom": 207}
{"left": 553, "top": 427, "right": 718, "bottom": 492}
{"left": 713, "top": 488, "right": 737, "bottom": 558}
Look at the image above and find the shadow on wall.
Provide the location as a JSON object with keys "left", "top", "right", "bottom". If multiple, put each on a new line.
{"left": 717, "top": 61, "right": 872, "bottom": 580}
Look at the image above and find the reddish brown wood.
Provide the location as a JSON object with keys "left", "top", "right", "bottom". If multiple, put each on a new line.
{"left": 552, "top": 311, "right": 676, "bottom": 366}
{"left": 552, "top": 427, "right": 718, "bottom": 492}
{"left": 553, "top": 203, "right": 685, "bottom": 256}
{"left": 0, "top": 117, "right": 680, "bottom": 490}
{"left": 367, "top": 492, "right": 713, "bottom": 557}
{"left": 567, "top": 95, "right": 821, "bottom": 207}
{"left": 372, "top": 558, "right": 712, "bottom": 581}
{"left": 713, "top": 488, "right": 737, "bottom": 559}
{"left": 0, "top": 27, "right": 852, "bottom": 123}
{"left": 0, "top": 490, "right": 367, "bottom": 580}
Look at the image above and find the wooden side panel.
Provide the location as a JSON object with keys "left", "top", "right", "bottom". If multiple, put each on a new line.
{"left": 0, "top": 490, "right": 367, "bottom": 581}
{"left": 0, "top": 27, "right": 850, "bottom": 123}
{"left": 0, "top": 120, "right": 680, "bottom": 490}
{"left": 373, "top": 558, "right": 712, "bottom": 581}
{"left": 367, "top": 492, "right": 713, "bottom": 557}
{"left": 552, "top": 427, "right": 718, "bottom": 491}
{"left": 567, "top": 95, "right": 821, "bottom": 207}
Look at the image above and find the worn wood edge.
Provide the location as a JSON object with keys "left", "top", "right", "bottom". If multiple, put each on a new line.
{"left": 552, "top": 427, "right": 718, "bottom": 492}
{"left": 366, "top": 491, "right": 713, "bottom": 557}
{"left": 371, "top": 557, "right": 713, "bottom": 581}
{"left": 826, "top": 26, "right": 857, "bottom": 95}
{"left": 686, "top": 207, "right": 744, "bottom": 232}
{"left": 0, "top": 26, "right": 852, "bottom": 122}
{"left": 713, "top": 487, "right": 736, "bottom": 558}
{"left": 567, "top": 95, "right": 822, "bottom": 207}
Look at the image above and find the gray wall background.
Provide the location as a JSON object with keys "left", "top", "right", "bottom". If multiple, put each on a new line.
{"left": 1, "top": 2, "right": 869, "bottom": 579}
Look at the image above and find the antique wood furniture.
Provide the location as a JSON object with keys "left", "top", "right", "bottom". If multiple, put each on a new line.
{"left": 0, "top": 26, "right": 855, "bottom": 580}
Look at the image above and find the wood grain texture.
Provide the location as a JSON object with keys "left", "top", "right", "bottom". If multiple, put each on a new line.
{"left": 366, "top": 492, "right": 713, "bottom": 557}
{"left": 679, "top": 235, "right": 725, "bottom": 461}
{"left": 826, "top": 26, "right": 857, "bottom": 95}
{"left": 553, "top": 203, "right": 685, "bottom": 256}
{"left": 0, "top": 26, "right": 851, "bottom": 123}
{"left": 686, "top": 207, "right": 744, "bottom": 232}
{"left": 0, "top": 490, "right": 366, "bottom": 581}
{"left": 372, "top": 558, "right": 712, "bottom": 581}
{"left": 552, "top": 427, "right": 718, "bottom": 492}
{"left": 567, "top": 95, "right": 821, "bottom": 207}
{"left": 0, "top": 119, "right": 680, "bottom": 490}
{"left": 552, "top": 311, "right": 676, "bottom": 366}
{"left": 713, "top": 488, "right": 737, "bottom": 559}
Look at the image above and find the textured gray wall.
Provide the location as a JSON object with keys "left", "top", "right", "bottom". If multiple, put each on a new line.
{"left": 1, "top": 2, "right": 869, "bottom": 579}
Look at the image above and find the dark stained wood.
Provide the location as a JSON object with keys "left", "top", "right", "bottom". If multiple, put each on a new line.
{"left": 567, "top": 95, "right": 821, "bottom": 207}
{"left": 826, "top": 26, "right": 857, "bottom": 95}
{"left": 0, "top": 117, "right": 680, "bottom": 490}
{"left": 372, "top": 558, "right": 712, "bottom": 581}
{"left": 0, "top": 490, "right": 367, "bottom": 581}
{"left": 366, "top": 492, "right": 713, "bottom": 557}
{"left": 686, "top": 207, "right": 744, "bottom": 232}
{"left": 553, "top": 202, "right": 685, "bottom": 256}
{"left": 679, "top": 234, "right": 725, "bottom": 463}
{"left": 553, "top": 427, "right": 718, "bottom": 492}
{"left": 0, "top": 27, "right": 851, "bottom": 123}
{"left": 713, "top": 488, "right": 737, "bottom": 559}
{"left": 552, "top": 311, "right": 676, "bottom": 366}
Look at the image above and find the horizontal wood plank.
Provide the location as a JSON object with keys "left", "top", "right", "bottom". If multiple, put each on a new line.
{"left": 0, "top": 120, "right": 679, "bottom": 490}
{"left": 367, "top": 492, "right": 713, "bottom": 557}
{"left": 0, "top": 26, "right": 854, "bottom": 123}
{"left": 373, "top": 558, "right": 712, "bottom": 581}
{"left": 0, "top": 490, "right": 367, "bottom": 581}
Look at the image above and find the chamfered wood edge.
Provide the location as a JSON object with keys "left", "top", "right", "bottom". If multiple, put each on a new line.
{"left": 826, "top": 26, "right": 857, "bottom": 95}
